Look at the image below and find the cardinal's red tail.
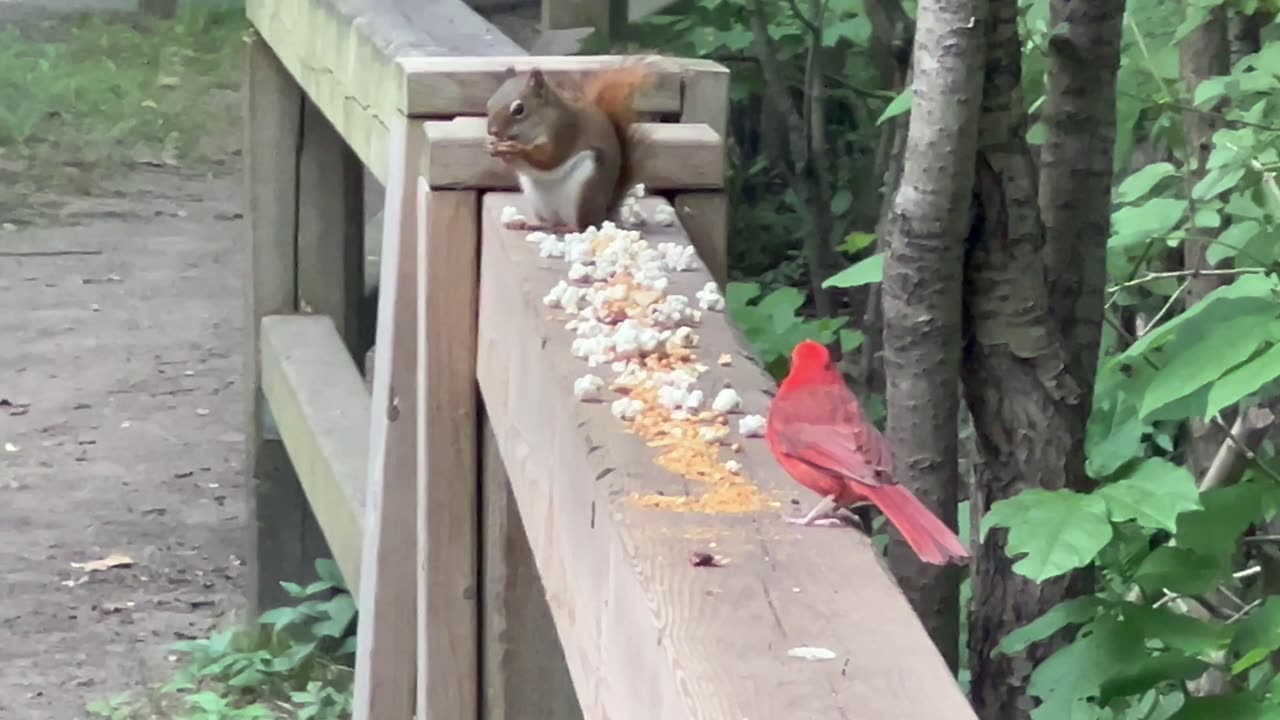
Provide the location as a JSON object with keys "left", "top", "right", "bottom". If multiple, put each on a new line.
{"left": 865, "top": 484, "right": 970, "bottom": 566}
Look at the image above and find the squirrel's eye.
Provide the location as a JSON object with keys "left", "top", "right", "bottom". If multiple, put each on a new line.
{"left": 509, "top": 100, "right": 525, "bottom": 118}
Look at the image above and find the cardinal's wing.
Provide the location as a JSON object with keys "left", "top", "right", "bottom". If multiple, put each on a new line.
{"left": 770, "top": 384, "right": 889, "bottom": 488}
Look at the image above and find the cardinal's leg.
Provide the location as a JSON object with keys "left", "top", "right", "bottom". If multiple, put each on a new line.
{"left": 784, "top": 495, "right": 859, "bottom": 527}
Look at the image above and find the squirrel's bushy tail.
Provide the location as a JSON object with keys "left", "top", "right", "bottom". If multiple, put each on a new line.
{"left": 582, "top": 57, "right": 661, "bottom": 206}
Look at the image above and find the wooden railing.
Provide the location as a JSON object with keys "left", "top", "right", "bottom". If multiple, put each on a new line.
{"left": 242, "top": 0, "right": 978, "bottom": 718}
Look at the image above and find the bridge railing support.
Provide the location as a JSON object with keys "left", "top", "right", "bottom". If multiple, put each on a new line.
{"left": 244, "top": 2, "right": 979, "bottom": 719}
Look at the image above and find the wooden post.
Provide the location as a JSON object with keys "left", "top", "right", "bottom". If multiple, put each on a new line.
{"left": 674, "top": 193, "right": 729, "bottom": 287}
{"left": 481, "top": 415, "right": 582, "bottom": 720}
{"left": 244, "top": 32, "right": 329, "bottom": 615}
{"left": 415, "top": 175, "right": 481, "bottom": 717}
{"left": 297, "top": 98, "right": 365, "bottom": 359}
{"left": 351, "top": 116, "right": 423, "bottom": 720}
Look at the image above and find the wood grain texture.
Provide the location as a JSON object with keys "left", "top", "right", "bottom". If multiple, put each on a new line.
{"left": 244, "top": 32, "right": 330, "bottom": 615}
{"left": 476, "top": 191, "right": 977, "bottom": 720}
{"left": 247, "top": 0, "right": 524, "bottom": 181}
{"left": 414, "top": 183, "right": 481, "bottom": 720}
{"left": 674, "top": 192, "right": 729, "bottom": 287}
{"left": 678, "top": 63, "right": 731, "bottom": 139}
{"left": 351, "top": 116, "right": 423, "bottom": 720}
{"left": 480, "top": 414, "right": 583, "bottom": 720}
{"left": 297, "top": 98, "right": 366, "bottom": 356}
{"left": 423, "top": 117, "right": 724, "bottom": 191}
{"left": 399, "top": 55, "right": 691, "bottom": 116}
{"left": 260, "top": 315, "right": 370, "bottom": 594}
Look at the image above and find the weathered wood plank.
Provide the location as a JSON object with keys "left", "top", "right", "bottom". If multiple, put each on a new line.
{"left": 351, "top": 116, "right": 423, "bottom": 720}
{"left": 423, "top": 117, "right": 724, "bottom": 190}
{"left": 244, "top": 31, "right": 330, "bottom": 614}
{"left": 414, "top": 183, "right": 481, "bottom": 719}
{"left": 678, "top": 63, "right": 731, "bottom": 139}
{"left": 476, "top": 191, "right": 977, "bottom": 720}
{"left": 247, "top": 0, "right": 525, "bottom": 181}
{"left": 480, "top": 413, "right": 582, "bottom": 720}
{"left": 297, "top": 98, "right": 366, "bottom": 356}
{"left": 399, "top": 55, "right": 693, "bottom": 116}
{"left": 260, "top": 315, "right": 370, "bottom": 595}
{"left": 674, "top": 192, "right": 729, "bottom": 287}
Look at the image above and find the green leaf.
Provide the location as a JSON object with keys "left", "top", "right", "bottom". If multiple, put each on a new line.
{"left": 1134, "top": 547, "right": 1231, "bottom": 596}
{"left": 1028, "top": 617, "right": 1149, "bottom": 716}
{"left": 1110, "top": 198, "right": 1188, "bottom": 249}
{"left": 1169, "top": 693, "right": 1271, "bottom": 720}
{"left": 1121, "top": 603, "right": 1231, "bottom": 654}
{"left": 830, "top": 189, "right": 853, "bottom": 216}
{"left": 1095, "top": 457, "right": 1201, "bottom": 532}
{"left": 314, "top": 557, "right": 346, "bottom": 589}
{"left": 981, "top": 489, "right": 1113, "bottom": 582}
{"left": 1206, "top": 219, "right": 1260, "bottom": 266}
{"left": 877, "top": 87, "right": 912, "bottom": 125}
{"left": 1204, "top": 342, "right": 1280, "bottom": 419}
{"left": 1230, "top": 597, "right": 1280, "bottom": 670}
{"left": 1177, "top": 480, "right": 1280, "bottom": 558}
{"left": 313, "top": 593, "right": 357, "bottom": 638}
{"left": 1086, "top": 362, "right": 1150, "bottom": 479}
{"left": 839, "top": 231, "right": 876, "bottom": 254}
{"left": 838, "top": 329, "right": 865, "bottom": 353}
{"left": 994, "top": 597, "right": 1102, "bottom": 656}
{"left": 1139, "top": 315, "right": 1277, "bottom": 420}
{"left": 1121, "top": 274, "right": 1279, "bottom": 367}
{"left": 1098, "top": 652, "right": 1209, "bottom": 703}
{"left": 1116, "top": 162, "right": 1178, "bottom": 203}
{"left": 823, "top": 252, "right": 884, "bottom": 288}
{"left": 1192, "top": 166, "right": 1246, "bottom": 201}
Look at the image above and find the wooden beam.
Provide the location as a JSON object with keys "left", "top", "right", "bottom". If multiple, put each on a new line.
{"left": 414, "top": 182, "right": 481, "bottom": 719}
{"left": 260, "top": 316, "right": 370, "bottom": 594}
{"left": 244, "top": 31, "right": 331, "bottom": 615}
{"left": 351, "top": 115, "right": 423, "bottom": 720}
{"left": 480, "top": 413, "right": 582, "bottom": 720}
{"left": 398, "top": 55, "right": 692, "bottom": 116}
{"left": 476, "top": 192, "right": 978, "bottom": 720}
{"left": 296, "top": 98, "right": 366, "bottom": 357}
{"left": 674, "top": 192, "right": 729, "bottom": 287}
{"left": 679, "top": 63, "right": 731, "bottom": 141}
{"left": 423, "top": 118, "right": 724, "bottom": 191}
{"left": 247, "top": 0, "right": 526, "bottom": 182}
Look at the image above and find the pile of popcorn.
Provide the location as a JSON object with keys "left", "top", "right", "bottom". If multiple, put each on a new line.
{"left": 503, "top": 189, "right": 771, "bottom": 513}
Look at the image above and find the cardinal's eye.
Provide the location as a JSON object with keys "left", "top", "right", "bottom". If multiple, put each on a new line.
{"left": 509, "top": 100, "right": 525, "bottom": 118}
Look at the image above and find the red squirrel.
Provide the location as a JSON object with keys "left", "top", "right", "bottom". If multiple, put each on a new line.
{"left": 485, "top": 62, "right": 656, "bottom": 233}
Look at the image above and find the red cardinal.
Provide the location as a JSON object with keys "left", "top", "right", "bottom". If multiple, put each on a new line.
{"left": 766, "top": 339, "right": 970, "bottom": 566}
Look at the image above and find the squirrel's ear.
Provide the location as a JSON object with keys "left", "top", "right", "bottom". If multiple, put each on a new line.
{"left": 526, "top": 68, "right": 547, "bottom": 94}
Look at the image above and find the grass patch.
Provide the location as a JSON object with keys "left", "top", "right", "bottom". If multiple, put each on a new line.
{"left": 0, "top": 3, "right": 247, "bottom": 223}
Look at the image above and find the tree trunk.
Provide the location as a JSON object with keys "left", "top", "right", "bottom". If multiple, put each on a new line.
{"left": 963, "top": 0, "right": 1120, "bottom": 714}
{"left": 880, "top": 0, "right": 984, "bottom": 672}
{"left": 1180, "top": 4, "right": 1231, "bottom": 479}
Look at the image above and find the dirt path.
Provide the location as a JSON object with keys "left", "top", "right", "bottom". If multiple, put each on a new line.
{"left": 0, "top": 169, "right": 248, "bottom": 719}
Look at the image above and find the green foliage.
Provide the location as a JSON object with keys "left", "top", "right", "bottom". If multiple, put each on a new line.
{"left": 725, "top": 281, "right": 862, "bottom": 378}
{"left": 87, "top": 560, "right": 355, "bottom": 720}
{"left": 0, "top": 4, "right": 246, "bottom": 223}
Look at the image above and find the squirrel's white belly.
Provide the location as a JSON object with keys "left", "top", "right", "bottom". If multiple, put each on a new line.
{"left": 515, "top": 150, "right": 598, "bottom": 227}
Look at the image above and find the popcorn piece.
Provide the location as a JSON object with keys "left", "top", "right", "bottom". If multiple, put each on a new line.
{"left": 573, "top": 374, "right": 606, "bottom": 401}
{"left": 527, "top": 230, "right": 555, "bottom": 245}
{"left": 650, "top": 295, "right": 698, "bottom": 329}
{"left": 699, "top": 424, "right": 730, "bottom": 443}
{"left": 657, "top": 385, "right": 690, "bottom": 410}
{"left": 560, "top": 285, "right": 583, "bottom": 311}
{"left": 653, "top": 203, "right": 678, "bottom": 226}
{"left": 683, "top": 389, "right": 704, "bottom": 410}
{"left": 501, "top": 205, "right": 527, "bottom": 226}
{"left": 613, "top": 320, "right": 643, "bottom": 359}
{"left": 627, "top": 183, "right": 647, "bottom": 199}
{"left": 619, "top": 197, "right": 646, "bottom": 227}
{"left": 539, "top": 235, "right": 567, "bottom": 259}
{"left": 724, "top": 460, "right": 743, "bottom": 474}
{"left": 611, "top": 397, "right": 645, "bottom": 421}
{"left": 717, "top": 353, "right": 733, "bottom": 366}
{"left": 738, "top": 414, "right": 767, "bottom": 437}
{"left": 637, "top": 327, "right": 662, "bottom": 354}
{"left": 657, "top": 242, "right": 698, "bottom": 272}
{"left": 712, "top": 388, "right": 742, "bottom": 413}
{"left": 665, "top": 326, "right": 699, "bottom": 352}
{"left": 614, "top": 362, "right": 648, "bottom": 389}
{"left": 568, "top": 262, "right": 593, "bottom": 282}
{"left": 543, "top": 281, "right": 569, "bottom": 307}
{"left": 696, "top": 281, "right": 725, "bottom": 312}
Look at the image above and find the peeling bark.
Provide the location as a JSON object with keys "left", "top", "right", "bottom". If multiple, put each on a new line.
{"left": 880, "top": 0, "right": 984, "bottom": 672}
{"left": 963, "top": 0, "right": 1119, "bottom": 714}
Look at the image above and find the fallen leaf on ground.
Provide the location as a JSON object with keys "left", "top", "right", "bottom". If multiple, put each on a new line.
{"left": 70, "top": 553, "right": 135, "bottom": 573}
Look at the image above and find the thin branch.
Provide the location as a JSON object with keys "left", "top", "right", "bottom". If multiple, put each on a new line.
{"left": 1108, "top": 266, "right": 1270, "bottom": 294}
